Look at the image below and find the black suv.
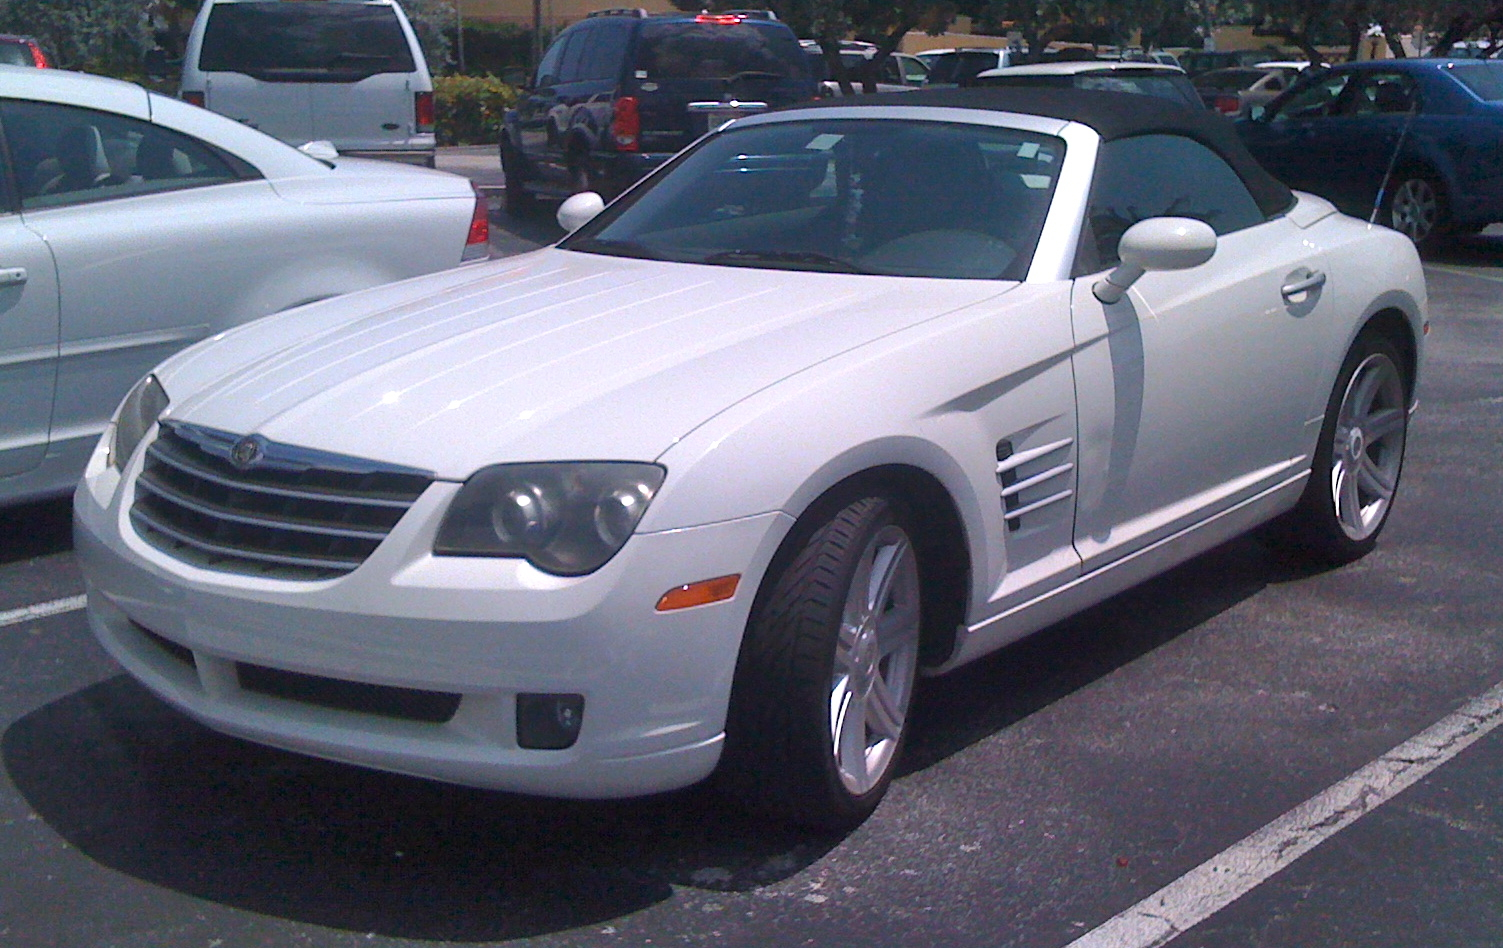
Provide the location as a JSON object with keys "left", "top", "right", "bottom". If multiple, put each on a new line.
{"left": 500, "top": 9, "right": 814, "bottom": 211}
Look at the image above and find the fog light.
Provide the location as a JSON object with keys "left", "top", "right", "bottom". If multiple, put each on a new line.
{"left": 516, "top": 693, "right": 585, "bottom": 749}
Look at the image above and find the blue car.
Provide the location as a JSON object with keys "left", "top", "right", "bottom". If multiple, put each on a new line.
{"left": 1238, "top": 58, "right": 1503, "bottom": 245}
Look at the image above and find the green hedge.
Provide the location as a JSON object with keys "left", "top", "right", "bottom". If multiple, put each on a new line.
{"left": 435, "top": 74, "right": 520, "bottom": 146}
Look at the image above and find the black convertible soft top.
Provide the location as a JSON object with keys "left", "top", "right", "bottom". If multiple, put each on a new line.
{"left": 792, "top": 86, "right": 1295, "bottom": 218}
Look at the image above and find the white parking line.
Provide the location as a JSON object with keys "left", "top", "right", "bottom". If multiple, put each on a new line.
{"left": 0, "top": 594, "right": 87, "bottom": 629}
{"left": 1425, "top": 264, "right": 1503, "bottom": 285}
{"left": 1065, "top": 680, "right": 1503, "bottom": 948}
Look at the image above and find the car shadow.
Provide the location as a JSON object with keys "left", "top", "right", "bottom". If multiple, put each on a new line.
{"left": 0, "top": 496, "right": 74, "bottom": 566}
{"left": 3, "top": 676, "right": 840, "bottom": 941}
{"left": 2, "top": 526, "right": 1335, "bottom": 941}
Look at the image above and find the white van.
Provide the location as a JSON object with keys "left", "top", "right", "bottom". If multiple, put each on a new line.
{"left": 179, "top": 0, "right": 436, "bottom": 166}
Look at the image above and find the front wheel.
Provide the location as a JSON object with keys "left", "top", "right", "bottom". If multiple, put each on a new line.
{"left": 1276, "top": 333, "right": 1409, "bottom": 564}
{"left": 719, "top": 494, "right": 923, "bottom": 830}
{"left": 499, "top": 138, "right": 535, "bottom": 216}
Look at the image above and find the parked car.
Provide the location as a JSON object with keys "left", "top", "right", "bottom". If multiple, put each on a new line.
{"left": 177, "top": 0, "right": 436, "bottom": 166}
{"left": 802, "top": 39, "right": 927, "bottom": 95}
{"left": 1238, "top": 58, "right": 1503, "bottom": 245}
{"left": 500, "top": 9, "right": 815, "bottom": 212}
{"left": 0, "top": 66, "right": 489, "bottom": 507}
{"left": 77, "top": 87, "right": 1425, "bottom": 830}
{"left": 921, "top": 47, "right": 1025, "bottom": 87}
{"left": 975, "top": 61, "right": 1204, "bottom": 109}
{"left": 0, "top": 34, "right": 49, "bottom": 68}
{"left": 1177, "top": 48, "right": 1277, "bottom": 77}
{"left": 1194, "top": 64, "right": 1302, "bottom": 115}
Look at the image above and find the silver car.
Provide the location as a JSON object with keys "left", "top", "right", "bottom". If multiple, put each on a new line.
{"left": 0, "top": 66, "right": 489, "bottom": 506}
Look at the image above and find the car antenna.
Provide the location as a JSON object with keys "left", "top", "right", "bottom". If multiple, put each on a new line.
{"left": 1369, "top": 90, "right": 1420, "bottom": 226}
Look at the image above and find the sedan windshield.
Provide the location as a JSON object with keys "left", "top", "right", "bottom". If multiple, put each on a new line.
{"left": 563, "top": 119, "right": 1064, "bottom": 280}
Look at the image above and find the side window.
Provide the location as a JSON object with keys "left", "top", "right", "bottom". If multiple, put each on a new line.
{"left": 535, "top": 32, "right": 568, "bottom": 86}
{"left": 1, "top": 100, "right": 240, "bottom": 211}
{"left": 1270, "top": 71, "right": 1352, "bottom": 122}
{"left": 556, "top": 25, "right": 594, "bottom": 84}
{"left": 1078, "top": 133, "right": 1265, "bottom": 273}
{"left": 1347, "top": 73, "right": 1416, "bottom": 114}
{"left": 582, "top": 23, "right": 631, "bottom": 82}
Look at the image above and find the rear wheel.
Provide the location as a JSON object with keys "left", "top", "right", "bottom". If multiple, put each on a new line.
{"left": 719, "top": 494, "right": 922, "bottom": 830}
{"left": 1276, "top": 332, "right": 1409, "bottom": 564}
{"left": 1385, "top": 174, "right": 1446, "bottom": 247}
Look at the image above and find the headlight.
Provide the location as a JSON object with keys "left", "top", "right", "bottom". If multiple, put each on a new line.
{"left": 108, "top": 374, "right": 170, "bottom": 471}
{"left": 434, "top": 462, "right": 666, "bottom": 576}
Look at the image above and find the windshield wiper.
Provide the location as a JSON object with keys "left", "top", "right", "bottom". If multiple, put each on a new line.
{"left": 703, "top": 249, "right": 867, "bottom": 273}
{"left": 566, "top": 237, "right": 665, "bottom": 260}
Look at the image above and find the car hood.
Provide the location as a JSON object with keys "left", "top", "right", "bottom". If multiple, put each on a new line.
{"left": 157, "top": 248, "right": 1019, "bottom": 480}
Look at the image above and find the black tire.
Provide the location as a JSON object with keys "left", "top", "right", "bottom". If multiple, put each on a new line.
{"left": 567, "top": 151, "right": 594, "bottom": 197}
{"left": 499, "top": 137, "right": 535, "bottom": 216}
{"left": 718, "top": 494, "right": 924, "bottom": 831}
{"left": 1384, "top": 173, "right": 1448, "bottom": 247}
{"left": 1274, "top": 332, "right": 1409, "bottom": 565}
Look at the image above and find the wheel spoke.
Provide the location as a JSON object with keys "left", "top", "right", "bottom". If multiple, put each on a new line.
{"left": 866, "top": 674, "right": 906, "bottom": 742}
{"left": 1334, "top": 458, "right": 1362, "bottom": 528}
{"left": 832, "top": 686, "right": 872, "bottom": 789}
{"left": 1358, "top": 453, "right": 1397, "bottom": 497}
{"left": 1364, "top": 406, "right": 1406, "bottom": 442}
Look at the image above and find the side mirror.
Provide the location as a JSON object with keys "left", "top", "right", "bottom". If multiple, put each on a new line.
{"left": 298, "top": 140, "right": 340, "bottom": 162}
{"left": 1093, "top": 217, "right": 1217, "bottom": 304}
{"left": 557, "top": 191, "right": 605, "bottom": 233}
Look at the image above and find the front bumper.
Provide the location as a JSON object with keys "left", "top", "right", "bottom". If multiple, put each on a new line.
{"left": 74, "top": 436, "right": 792, "bottom": 798}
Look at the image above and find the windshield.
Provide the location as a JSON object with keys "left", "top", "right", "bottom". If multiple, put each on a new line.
{"left": 563, "top": 119, "right": 1064, "bottom": 281}
{"left": 1448, "top": 61, "right": 1503, "bottom": 101}
{"left": 200, "top": 2, "right": 417, "bottom": 81}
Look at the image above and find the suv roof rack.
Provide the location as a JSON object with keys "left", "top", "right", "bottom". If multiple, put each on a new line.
{"left": 721, "top": 9, "right": 779, "bottom": 19}
{"left": 586, "top": 8, "right": 649, "bottom": 18}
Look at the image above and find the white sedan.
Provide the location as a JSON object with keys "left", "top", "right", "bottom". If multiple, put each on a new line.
{"left": 0, "top": 66, "right": 489, "bottom": 506}
{"left": 75, "top": 88, "right": 1426, "bottom": 830}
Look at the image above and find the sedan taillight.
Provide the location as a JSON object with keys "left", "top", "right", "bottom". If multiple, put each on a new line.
{"left": 415, "top": 91, "right": 435, "bottom": 133}
{"left": 612, "top": 96, "right": 640, "bottom": 151}
{"left": 28, "top": 41, "right": 49, "bottom": 68}
{"left": 463, "top": 185, "right": 490, "bottom": 262}
{"left": 1213, "top": 93, "right": 1241, "bottom": 115}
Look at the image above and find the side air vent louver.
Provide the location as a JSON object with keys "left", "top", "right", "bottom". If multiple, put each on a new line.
{"left": 996, "top": 437, "right": 1074, "bottom": 530}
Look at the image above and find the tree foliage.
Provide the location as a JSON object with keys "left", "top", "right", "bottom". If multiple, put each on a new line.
{"left": 0, "top": 0, "right": 152, "bottom": 74}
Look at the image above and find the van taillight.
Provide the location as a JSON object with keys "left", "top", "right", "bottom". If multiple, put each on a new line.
{"left": 28, "top": 42, "right": 49, "bottom": 68}
{"left": 1213, "top": 94, "right": 1240, "bottom": 115}
{"left": 415, "top": 91, "right": 435, "bottom": 133}
{"left": 463, "top": 185, "right": 489, "bottom": 262}
{"left": 611, "top": 96, "right": 640, "bottom": 151}
{"left": 182, "top": 90, "right": 206, "bottom": 108}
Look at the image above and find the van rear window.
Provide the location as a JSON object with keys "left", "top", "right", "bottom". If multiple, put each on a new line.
{"left": 635, "top": 22, "right": 805, "bottom": 81}
{"left": 200, "top": 2, "right": 417, "bottom": 80}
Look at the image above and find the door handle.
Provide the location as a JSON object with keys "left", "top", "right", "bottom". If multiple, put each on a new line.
{"left": 1281, "top": 269, "right": 1326, "bottom": 299}
{"left": 0, "top": 267, "right": 27, "bottom": 288}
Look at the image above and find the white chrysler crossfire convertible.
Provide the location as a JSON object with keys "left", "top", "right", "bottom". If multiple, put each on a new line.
{"left": 76, "top": 88, "right": 1427, "bottom": 829}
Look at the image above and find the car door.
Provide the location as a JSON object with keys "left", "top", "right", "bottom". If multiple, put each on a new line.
{"left": 1069, "top": 133, "right": 1334, "bottom": 571}
{"left": 1, "top": 99, "right": 263, "bottom": 464}
{"left": 515, "top": 27, "right": 575, "bottom": 186}
{"left": 0, "top": 178, "right": 59, "bottom": 479}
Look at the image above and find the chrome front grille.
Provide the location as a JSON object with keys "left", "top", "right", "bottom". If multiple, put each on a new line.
{"left": 131, "top": 422, "right": 433, "bottom": 580}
